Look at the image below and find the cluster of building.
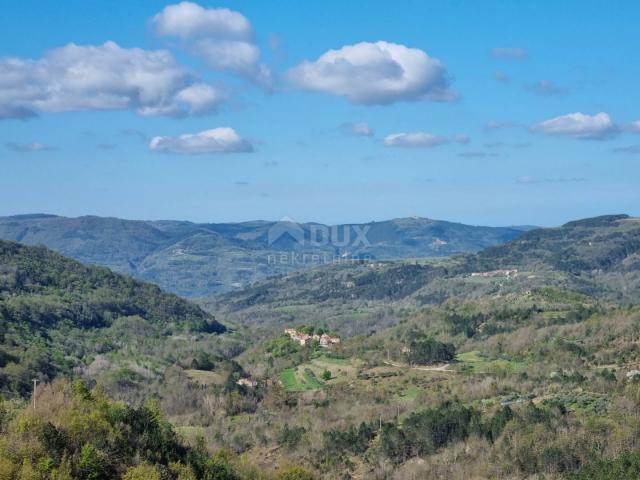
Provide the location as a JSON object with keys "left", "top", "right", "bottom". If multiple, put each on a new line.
{"left": 470, "top": 269, "right": 518, "bottom": 278}
{"left": 285, "top": 328, "right": 341, "bottom": 348}
{"left": 236, "top": 378, "right": 258, "bottom": 388}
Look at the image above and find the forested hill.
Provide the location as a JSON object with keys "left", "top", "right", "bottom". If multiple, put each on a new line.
{"left": 213, "top": 215, "right": 640, "bottom": 327}
{"left": 0, "top": 239, "right": 224, "bottom": 395}
{"left": 465, "top": 214, "right": 640, "bottom": 274}
{"left": 0, "top": 214, "right": 531, "bottom": 297}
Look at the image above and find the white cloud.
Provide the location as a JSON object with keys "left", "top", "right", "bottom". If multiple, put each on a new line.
{"left": 6, "top": 141, "right": 54, "bottom": 152}
{"left": 193, "top": 38, "right": 271, "bottom": 85}
{"left": 287, "top": 41, "right": 456, "bottom": 105}
{"left": 532, "top": 112, "right": 618, "bottom": 139}
{"left": 152, "top": 2, "right": 252, "bottom": 39}
{"left": 492, "top": 47, "right": 528, "bottom": 59}
{"left": 0, "top": 41, "right": 224, "bottom": 119}
{"left": 342, "top": 122, "right": 374, "bottom": 137}
{"left": 149, "top": 127, "right": 253, "bottom": 154}
{"left": 175, "top": 83, "right": 226, "bottom": 114}
{"left": 152, "top": 2, "right": 271, "bottom": 86}
{"left": 384, "top": 132, "right": 467, "bottom": 148}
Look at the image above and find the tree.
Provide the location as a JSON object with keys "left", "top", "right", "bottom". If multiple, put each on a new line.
{"left": 275, "top": 465, "right": 317, "bottom": 480}
{"left": 122, "top": 464, "right": 162, "bottom": 480}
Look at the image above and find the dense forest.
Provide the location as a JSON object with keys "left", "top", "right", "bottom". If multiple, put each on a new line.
{"left": 0, "top": 240, "right": 224, "bottom": 396}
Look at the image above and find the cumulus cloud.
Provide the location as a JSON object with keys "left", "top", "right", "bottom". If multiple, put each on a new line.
{"left": 149, "top": 127, "right": 253, "bottom": 155}
{"left": 532, "top": 112, "right": 618, "bottom": 140}
{"left": 6, "top": 141, "right": 54, "bottom": 152}
{"left": 383, "top": 132, "right": 467, "bottom": 148}
{"left": 287, "top": 41, "right": 456, "bottom": 105}
{"left": 341, "top": 122, "right": 374, "bottom": 137}
{"left": 0, "top": 41, "right": 224, "bottom": 120}
{"left": 152, "top": 2, "right": 271, "bottom": 87}
{"left": 174, "top": 83, "right": 226, "bottom": 114}
{"left": 491, "top": 47, "right": 528, "bottom": 59}
{"left": 525, "top": 80, "right": 567, "bottom": 96}
{"left": 152, "top": 2, "right": 252, "bottom": 39}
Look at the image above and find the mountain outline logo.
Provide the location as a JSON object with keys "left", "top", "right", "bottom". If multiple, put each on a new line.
{"left": 267, "top": 216, "right": 305, "bottom": 246}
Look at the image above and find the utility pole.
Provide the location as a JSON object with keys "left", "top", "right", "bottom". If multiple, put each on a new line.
{"left": 32, "top": 379, "right": 38, "bottom": 410}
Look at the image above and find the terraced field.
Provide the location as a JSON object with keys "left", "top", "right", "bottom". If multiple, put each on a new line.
{"left": 280, "top": 355, "right": 360, "bottom": 391}
{"left": 455, "top": 350, "right": 528, "bottom": 374}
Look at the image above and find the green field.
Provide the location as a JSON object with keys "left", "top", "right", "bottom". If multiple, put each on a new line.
{"left": 280, "top": 367, "right": 322, "bottom": 391}
{"left": 185, "top": 369, "right": 225, "bottom": 386}
{"left": 455, "top": 351, "right": 526, "bottom": 374}
{"left": 280, "top": 355, "right": 358, "bottom": 391}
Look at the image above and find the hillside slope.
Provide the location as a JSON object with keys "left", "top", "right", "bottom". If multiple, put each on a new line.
{"left": 0, "top": 239, "right": 225, "bottom": 396}
{"left": 210, "top": 215, "right": 640, "bottom": 335}
{"left": 0, "top": 214, "right": 530, "bottom": 296}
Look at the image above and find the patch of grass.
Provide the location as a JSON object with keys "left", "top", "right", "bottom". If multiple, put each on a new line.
{"left": 280, "top": 367, "right": 321, "bottom": 392}
{"left": 456, "top": 351, "right": 484, "bottom": 363}
{"left": 455, "top": 351, "right": 526, "bottom": 374}
{"left": 314, "top": 354, "right": 352, "bottom": 366}
{"left": 396, "top": 386, "right": 419, "bottom": 402}
{"left": 302, "top": 369, "right": 323, "bottom": 389}
{"left": 280, "top": 356, "right": 358, "bottom": 391}
{"left": 280, "top": 368, "right": 300, "bottom": 391}
{"left": 185, "top": 369, "right": 224, "bottom": 386}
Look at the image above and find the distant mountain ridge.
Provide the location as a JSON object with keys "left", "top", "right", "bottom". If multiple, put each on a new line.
{"left": 0, "top": 214, "right": 532, "bottom": 297}
{"left": 214, "top": 214, "right": 640, "bottom": 325}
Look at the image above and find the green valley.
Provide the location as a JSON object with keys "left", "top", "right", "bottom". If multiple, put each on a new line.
{"left": 3, "top": 215, "right": 640, "bottom": 479}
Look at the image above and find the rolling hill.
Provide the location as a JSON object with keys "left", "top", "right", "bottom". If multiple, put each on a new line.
{"left": 0, "top": 239, "right": 225, "bottom": 396}
{"left": 210, "top": 214, "right": 640, "bottom": 336}
{"left": 0, "top": 214, "right": 531, "bottom": 297}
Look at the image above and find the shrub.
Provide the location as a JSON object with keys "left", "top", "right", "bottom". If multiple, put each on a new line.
{"left": 121, "top": 464, "right": 162, "bottom": 480}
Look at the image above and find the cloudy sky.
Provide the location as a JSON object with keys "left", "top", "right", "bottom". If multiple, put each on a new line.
{"left": 1, "top": 0, "right": 639, "bottom": 226}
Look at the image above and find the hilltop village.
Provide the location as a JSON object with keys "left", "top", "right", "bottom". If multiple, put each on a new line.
{"left": 285, "top": 327, "right": 341, "bottom": 348}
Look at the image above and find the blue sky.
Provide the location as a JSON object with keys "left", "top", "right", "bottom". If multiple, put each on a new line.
{"left": 1, "top": 0, "right": 639, "bottom": 226}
